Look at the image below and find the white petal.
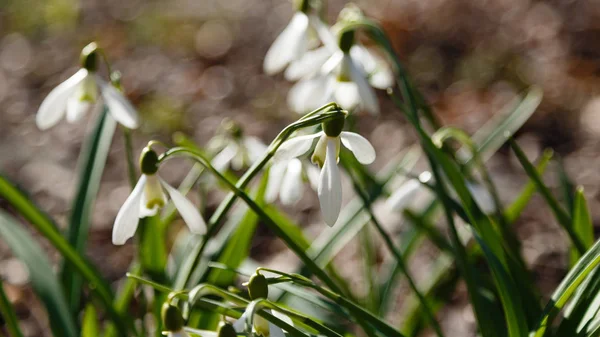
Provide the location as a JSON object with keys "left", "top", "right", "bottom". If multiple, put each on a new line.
{"left": 211, "top": 143, "right": 238, "bottom": 172}
{"left": 350, "top": 46, "right": 376, "bottom": 73}
{"left": 264, "top": 12, "right": 309, "bottom": 75}
{"left": 99, "top": 80, "right": 140, "bottom": 129}
{"left": 351, "top": 46, "right": 394, "bottom": 89}
{"left": 168, "top": 330, "right": 192, "bottom": 337}
{"left": 347, "top": 56, "right": 380, "bottom": 114}
{"left": 320, "top": 51, "right": 344, "bottom": 75}
{"left": 112, "top": 176, "right": 146, "bottom": 245}
{"left": 386, "top": 179, "right": 421, "bottom": 212}
{"left": 334, "top": 81, "right": 361, "bottom": 111}
{"left": 310, "top": 15, "right": 337, "bottom": 53}
{"left": 287, "top": 75, "right": 332, "bottom": 114}
{"left": 233, "top": 310, "right": 250, "bottom": 332}
{"left": 243, "top": 136, "right": 267, "bottom": 163}
{"left": 306, "top": 164, "right": 320, "bottom": 191}
{"left": 340, "top": 131, "right": 376, "bottom": 164}
{"left": 284, "top": 46, "right": 332, "bottom": 81}
{"left": 467, "top": 183, "right": 496, "bottom": 214}
{"left": 36, "top": 69, "right": 88, "bottom": 130}
{"left": 275, "top": 132, "right": 322, "bottom": 160}
{"left": 266, "top": 161, "right": 288, "bottom": 203}
{"left": 183, "top": 327, "right": 217, "bottom": 337}
{"left": 318, "top": 140, "right": 342, "bottom": 226}
{"left": 272, "top": 310, "right": 294, "bottom": 327}
{"left": 161, "top": 178, "right": 207, "bottom": 234}
{"left": 140, "top": 174, "right": 167, "bottom": 218}
{"left": 280, "top": 158, "right": 304, "bottom": 205}
{"left": 268, "top": 324, "right": 286, "bottom": 337}
{"left": 66, "top": 98, "right": 93, "bottom": 123}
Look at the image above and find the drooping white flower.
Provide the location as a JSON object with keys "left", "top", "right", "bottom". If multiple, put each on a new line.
{"left": 265, "top": 157, "right": 321, "bottom": 205}
{"left": 112, "top": 148, "right": 206, "bottom": 245}
{"left": 233, "top": 307, "right": 292, "bottom": 337}
{"left": 209, "top": 119, "right": 267, "bottom": 172}
{"left": 276, "top": 125, "right": 376, "bottom": 226}
{"left": 287, "top": 43, "right": 393, "bottom": 115}
{"left": 386, "top": 178, "right": 422, "bottom": 212}
{"left": 36, "top": 44, "right": 139, "bottom": 130}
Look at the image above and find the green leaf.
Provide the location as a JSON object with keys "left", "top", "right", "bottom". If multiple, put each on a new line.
{"left": 0, "top": 280, "right": 25, "bottom": 337}
{"left": 82, "top": 304, "right": 99, "bottom": 337}
{"left": 0, "top": 211, "right": 78, "bottom": 337}
{"left": 533, "top": 238, "right": 600, "bottom": 337}
{"left": 62, "top": 106, "right": 117, "bottom": 315}
{"left": 571, "top": 187, "right": 594, "bottom": 264}
{"left": 508, "top": 138, "right": 586, "bottom": 254}
{"left": 0, "top": 177, "right": 130, "bottom": 335}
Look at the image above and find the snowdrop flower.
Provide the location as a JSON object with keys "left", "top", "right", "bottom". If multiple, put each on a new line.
{"left": 36, "top": 42, "right": 139, "bottom": 130}
{"left": 287, "top": 29, "right": 392, "bottom": 115}
{"left": 386, "top": 179, "right": 422, "bottom": 212}
{"left": 276, "top": 117, "right": 376, "bottom": 225}
{"left": 209, "top": 119, "right": 267, "bottom": 172}
{"left": 112, "top": 146, "right": 206, "bottom": 245}
{"left": 233, "top": 272, "right": 291, "bottom": 337}
{"left": 264, "top": 0, "right": 331, "bottom": 75}
{"left": 266, "top": 155, "right": 321, "bottom": 205}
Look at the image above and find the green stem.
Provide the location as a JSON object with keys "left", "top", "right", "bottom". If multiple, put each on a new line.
{"left": 0, "top": 281, "right": 24, "bottom": 337}
{"left": 122, "top": 128, "right": 137, "bottom": 189}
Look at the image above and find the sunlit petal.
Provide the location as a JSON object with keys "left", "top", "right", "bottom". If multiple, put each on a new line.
{"left": 161, "top": 178, "right": 207, "bottom": 234}
{"left": 347, "top": 57, "right": 379, "bottom": 114}
{"left": 168, "top": 330, "right": 192, "bottom": 337}
{"left": 280, "top": 158, "right": 304, "bottom": 205}
{"left": 306, "top": 164, "right": 320, "bottom": 191}
{"left": 112, "top": 175, "right": 146, "bottom": 245}
{"left": 285, "top": 46, "right": 332, "bottom": 81}
{"left": 287, "top": 75, "right": 331, "bottom": 114}
{"left": 66, "top": 98, "right": 93, "bottom": 123}
{"left": 211, "top": 143, "right": 238, "bottom": 172}
{"left": 272, "top": 310, "right": 294, "bottom": 327}
{"left": 386, "top": 179, "right": 421, "bottom": 212}
{"left": 264, "top": 12, "right": 309, "bottom": 75}
{"left": 321, "top": 51, "right": 344, "bottom": 75}
{"left": 340, "top": 131, "right": 376, "bottom": 164}
{"left": 99, "top": 79, "right": 140, "bottom": 129}
{"left": 265, "top": 161, "right": 288, "bottom": 203}
{"left": 243, "top": 136, "right": 267, "bottom": 163}
{"left": 182, "top": 327, "right": 216, "bottom": 337}
{"left": 318, "top": 139, "right": 342, "bottom": 226}
{"left": 268, "top": 324, "right": 286, "bottom": 337}
{"left": 333, "top": 81, "right": 361, "bottom": 111}
{"left": 310, "top": 133, "right": 328, "bottom": 167}
{"left": 233, "top": 310, "right": 249, "bottom": 332}
{"left": 275, "top": 132, "right": 322, "bottom": 160}
{"left": 36, "top": 69, "right": 88, "bottom": 130}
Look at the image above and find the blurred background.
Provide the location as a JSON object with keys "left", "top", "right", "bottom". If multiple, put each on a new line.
{"left": 2, "top": 0, "right": 600, "bottom": 336}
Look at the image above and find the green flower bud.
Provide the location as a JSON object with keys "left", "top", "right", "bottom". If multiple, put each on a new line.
{"left": 338, "top": 29, "right": 355, "bottom": 54}
{"left": 247, "top": 273, "right": 269, "bottom": 300}
{"left": 294, "top": 0, "right": 310, "bottom": 13}
{"left": 222, "top": 118, "right": 243, "bottom": 139}
{"left": 217, "top": 321, "right": 237, "bottom": 337}
{"left": 139, "top": 147, "right": 159, "bottom": 175}
{"left": 161, "top": 302, "right": 184, "bottom": 332}
{"left": 80, "top": 42, "right": 99, "bottom": 72}
{"left": 322, "top": 116, "right": 345, "bottom": 137}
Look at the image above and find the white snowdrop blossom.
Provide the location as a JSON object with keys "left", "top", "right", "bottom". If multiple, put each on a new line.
{"left": 386, "top": 178, "right": 422, "bottom": 212}
{"left": 233, "top": 308, "right": 292, "bottom": 337}
{"left": 287, "top": 34, "right": 393, "bottom": 115}
{"left": 112, "top": 149, "right": 206, "bottom": 245}
{"left": 263, "top": 0, "right": 332, "bottom": 76}
{"left": 276, "top": 121, "right": 376, "bottom": 225}
{"left": 209, "top": 120, "right": 267, "bottom": 172}
{"left": 265, "top": 157, "right": 321, "bottom": 205}
{"left": 36, "top": 44, "right": 139, "bottom": 130}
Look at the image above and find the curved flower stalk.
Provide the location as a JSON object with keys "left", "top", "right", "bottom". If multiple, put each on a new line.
{"left": 276, "top": 116, "right": 376, "bottom": 225}
{"left": 264, "top": 0, "right": 332, "bottom": 76}
{"left": 209, "top": 119, "right": 267, "bottom": 172}
{"left": 112, "top": 145, "right": 206, "bottom": 245}
{"left": 36, "top": 42, "right": 139, "bottom": 130}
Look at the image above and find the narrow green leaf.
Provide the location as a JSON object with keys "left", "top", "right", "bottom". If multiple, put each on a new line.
{"left": 509, "top": 138, "right": 586, "bottom": 254}
{"left": 139, "top": 214, "right": 168, "bottom": 281}
{"left": 0, "top": 212, "right": 78, "bottom": 337}
{"left": 0, "top": 178, "right": 129, "bottom": 335}
{"left": 0, "top": 281, "right": 25, "bottom": 337}
{"left": 62, "top": 107, "right": 116, "bottom": 314}
{"left": 82, "top": 304, "right": 99, "bottom": 337}
{"left": 533, "top": 238, "right": 600, "bottom": 337}
{"left": 571, "top": 187, "right": 594, "bottom": 264}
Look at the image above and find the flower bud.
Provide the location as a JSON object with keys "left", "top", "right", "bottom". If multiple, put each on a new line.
{"left": 80, "top": 42, "right": 99, "bottom": 72}
{"left": 217, "top": 321, "right": 237, "bottom": 337}
{"left": 322, "top": 116, "right": 345, "bottom": 137}
{"left": 161, "top": 302, "right": 184, "bottom": 332}
{"left": 247, "top": 272, "right": 269, "bottom": 300}
{"left": 222, "top": 118, "right": 243, "bottom": 139}
{"left": 139, "top": 147, "right": 159, "bottom": 175}
{"left": 294, "top": 0, "right": 310, "bottom": 13}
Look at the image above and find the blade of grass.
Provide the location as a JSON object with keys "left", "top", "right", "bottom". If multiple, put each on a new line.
{"left": 0, "top": 211, "right": 78, "bottom": 337}
{"left": 0, "top": 281, "right": 25, "bottom": 337}
{"left": 571, "top": 187, "right": 594, "bottom": 264}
